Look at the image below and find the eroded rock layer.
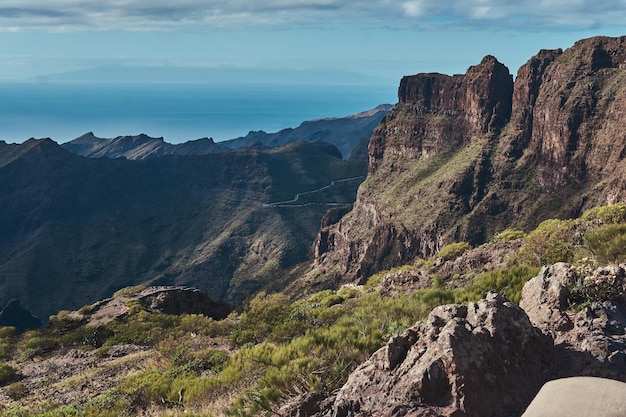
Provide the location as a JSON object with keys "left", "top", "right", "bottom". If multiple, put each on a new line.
{"left": 312, "top": 36, "right": 626, "bottom": 283}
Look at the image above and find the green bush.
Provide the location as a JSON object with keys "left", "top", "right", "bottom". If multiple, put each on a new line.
{"left": 364, "top": 265, "right": 416, "bottom": 289}
{"left": 438, "top": 242, "right": 471, "bottom": 261}
{"left": 454, "top": 266, "right": 540, "bottom": 304}
{"left": 584, "top": 224, "right": 626, "bottom": 264}
{"left": 5, "top": 382, "right": 28, "bottom": 400}
{"left": 493, "top": 229, "right": 526, "bottom": 242}
{"left": 517, "top": 219, "right": 578, "bottom": 266}
{"left": 0, "top": 327, "right": 15, "bottom": 361}
{"left": 582, "top": 202, "right": 626, "bottom": 224}
{"left": 19, "top": 332, "right": 59, "bottom": 360}
{"left": 0, "top": 363, "right": 17, "bottom": 385}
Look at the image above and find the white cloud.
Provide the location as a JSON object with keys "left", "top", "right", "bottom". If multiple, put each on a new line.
{"left": 0, "top": 0, "right": 625, "bottom": 31}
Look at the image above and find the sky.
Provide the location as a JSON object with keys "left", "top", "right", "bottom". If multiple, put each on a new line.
{"left": 0, "top": 1, "right": 626, "bottom": 83}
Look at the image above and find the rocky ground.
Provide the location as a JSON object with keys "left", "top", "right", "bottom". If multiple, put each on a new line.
{"left": 281, "top": 262, "right": 626, "bottom": 416}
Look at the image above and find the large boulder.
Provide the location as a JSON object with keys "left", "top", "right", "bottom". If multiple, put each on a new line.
{"left": 302, "top": 293, "right": 552, "bottom": 417}
{"left": 520, "top": 263, "right": 626, "bottom": 380}
{"left": 521, "top": 377, "right": 626, "bottom": 417}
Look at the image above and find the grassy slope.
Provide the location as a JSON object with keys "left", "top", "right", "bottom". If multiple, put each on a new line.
{"left": 2, "top": 203, "right": 626, "bottom": 416}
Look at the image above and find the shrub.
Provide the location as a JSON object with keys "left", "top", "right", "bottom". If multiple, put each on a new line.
{"left": 113, "top": 285, "right": 146, "bottom": 298}
{"left": 0, "top": 327, "right": 16, "bottom": 361}
{"left": 517, "top": 219, "right": 578, "bottom": 266}
{"left": 364, "top": 265, "right": 416, "bottom": 289}
{"left": 584, "top": 224, "right": 626, "bottom": 264}
{"left": 454, "top": 266, "right": 540, "bottom": 304}
{"left": 0, "top": 363, "right": 17, "bottom": 385}
{"left": 493, "top": 229, "right": 526, "bottom": 242}
{"left": 566, "top": 260, "right": 626, "bottom": 311}
{"left": 582, "top": 202, "right": 626, "bottom": 224}
{"left": 437, "top": 242, "right": 471, "bottom": 261}
{"left": 5, "top": 382, "right": 28, "bottom": 400}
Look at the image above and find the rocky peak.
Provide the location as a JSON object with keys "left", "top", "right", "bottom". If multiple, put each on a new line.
{"left": 308, "top": 35, "right": 626, "bottom": 284}
{"left": 511, "top": 35, "right": 626, "bottom": 191}
{"left": 371, "top": 55, "right": 512, "bottom": 174}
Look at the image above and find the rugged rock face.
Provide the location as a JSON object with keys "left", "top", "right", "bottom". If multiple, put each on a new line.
{"left": 135, "top": 286, "right": 231, "bottom": 318}
{"left": 70, "top": 286, "right": 231, "bottom": 327}
{"left": 311, "top": 36, "right": 626, "bottom": 284}
{"left": 290, "top": 293, "right": 552, "bottom": 417}
{"left": 370, "top": 55, "right": 512, "bottom": 174}
{"left": 285, "top": 263, "right": 626, "bottom": 417}
{"left": 520, "top": 263, "right": 626, "bottom": 381}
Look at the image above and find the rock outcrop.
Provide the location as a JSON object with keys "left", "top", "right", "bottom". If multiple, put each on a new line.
{"left": 520, "top": 263, "right": 626, "bottom": 381}
{"left": 310, "top": 35, "right": 626, "bottom": 284}
{"left": 285, "top": 262, "right": 626, "bottom": 417}
{"left": 287, "top": 293, "right": 552, "bottom": 417}
{"left": 71, "top": 286, "right": 231, "bottom": 327}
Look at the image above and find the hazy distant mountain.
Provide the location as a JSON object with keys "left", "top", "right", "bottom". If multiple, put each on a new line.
{"left": 34, "top": 66, "right": 395, "bottom": 86}
{"left": 221, "top": 104, "right": 393, "bottom": 159}
{"left": 62, "top": 104, "right": 393, "bottom": 160}
{"left": 62, "top": 133, "right": 222, "bottom": 160}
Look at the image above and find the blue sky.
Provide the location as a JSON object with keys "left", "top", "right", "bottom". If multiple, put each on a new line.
{"left": 1, "top": 1, "right": 626, "bottom": 83}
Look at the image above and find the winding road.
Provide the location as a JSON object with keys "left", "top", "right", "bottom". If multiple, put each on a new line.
{"left": 263, "top": 176, "right": 365, "bottom": 208}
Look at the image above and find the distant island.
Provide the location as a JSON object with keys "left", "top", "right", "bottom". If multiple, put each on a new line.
{"left": 33, "top": 65, "right": 396, "bottom": 86}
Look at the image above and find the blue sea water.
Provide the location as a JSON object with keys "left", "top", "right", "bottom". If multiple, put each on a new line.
{"left": 0, "top": 83, "right": 397, "bottom": 144}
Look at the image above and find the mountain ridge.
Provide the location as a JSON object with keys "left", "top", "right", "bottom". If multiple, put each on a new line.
{"left": 307, "top": 35, "right": 626, "bottom": 286}
{"left": 61, "top": 104, "right": 392, "bottom": 160}
{"left": 0, "top": 138, "right": 366, "bottom": 320}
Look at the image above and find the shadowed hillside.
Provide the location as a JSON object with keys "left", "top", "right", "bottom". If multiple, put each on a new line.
{"left": 0, "top": 139, "right": 366, "bottom": 320}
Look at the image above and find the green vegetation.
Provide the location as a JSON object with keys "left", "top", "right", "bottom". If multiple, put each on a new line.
{"left": 582, "top": 202, "right": 626, "bottom": 224}
{"left": 438, "top": 242, "right": 471, "bottom": 261}
{"left": 454, "top": 266, "right": 540, "bottom": 304}
{"left": 492, "top": 229, "right": 526, "bottom": 243}
{"left": 584, "top": 224, "right": 626, "bottom": 264}
{"left": 517, "top": 219, "right": 579, "bottom": 266}
{"left": 112, "top": 285, "right": 146, "bottom": 298}
{"left": 2, "top": 202, "right": 626, "bottom": 416}
{"left": 0, "top": 363, "right": 17, "bottom": 385}
{"left": 5, "top": 382, "right": 28, "bottom": 400}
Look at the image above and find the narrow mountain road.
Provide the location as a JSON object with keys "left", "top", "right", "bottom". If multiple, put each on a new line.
{"left": 263, "top": 176, "right": 365, "bottom": 208}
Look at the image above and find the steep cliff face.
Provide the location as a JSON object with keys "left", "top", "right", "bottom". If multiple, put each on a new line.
{"left": 311, "top": 36, "right": 626, "bottom": 283}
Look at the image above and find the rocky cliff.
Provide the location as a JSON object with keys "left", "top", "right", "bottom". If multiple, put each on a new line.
{"left": 311, "top": 36, "right": 626, "bottom": 283}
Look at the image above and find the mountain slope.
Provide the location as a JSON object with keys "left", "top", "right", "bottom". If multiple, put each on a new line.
{"left": 61, "top": 105, "right": 391, "bottom": 161}
{"left": 61, "top": 133, "right": 222, "bottom": 160}
{"left": 310, "top": 36, "right": 626, "bottom": 284}
{"left": 219, "top": 104, "right": 393, "bottom": 159}
{"left": 0, "top": 139, "right": 366, "bottom": 320}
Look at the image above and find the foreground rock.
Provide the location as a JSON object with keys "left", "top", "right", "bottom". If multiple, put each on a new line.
{"left": 284, "top": 263, "right": 626, "bottom": 416}
{"left": 520, "top": 263, "right": 626, "bottom": 380}
{"left": 286, "top": 293, "right": 552, "bottom": 417}
{"left": 521, "top": 377, "right": 626, "bottom": 417}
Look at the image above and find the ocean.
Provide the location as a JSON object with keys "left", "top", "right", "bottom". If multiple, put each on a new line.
{"left": 0, "top": 83, "right": 397, "bottom": 144}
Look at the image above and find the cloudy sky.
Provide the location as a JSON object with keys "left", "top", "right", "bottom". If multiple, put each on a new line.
{"left": 1, "top": 0, "right": 626, "bottom": 82}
